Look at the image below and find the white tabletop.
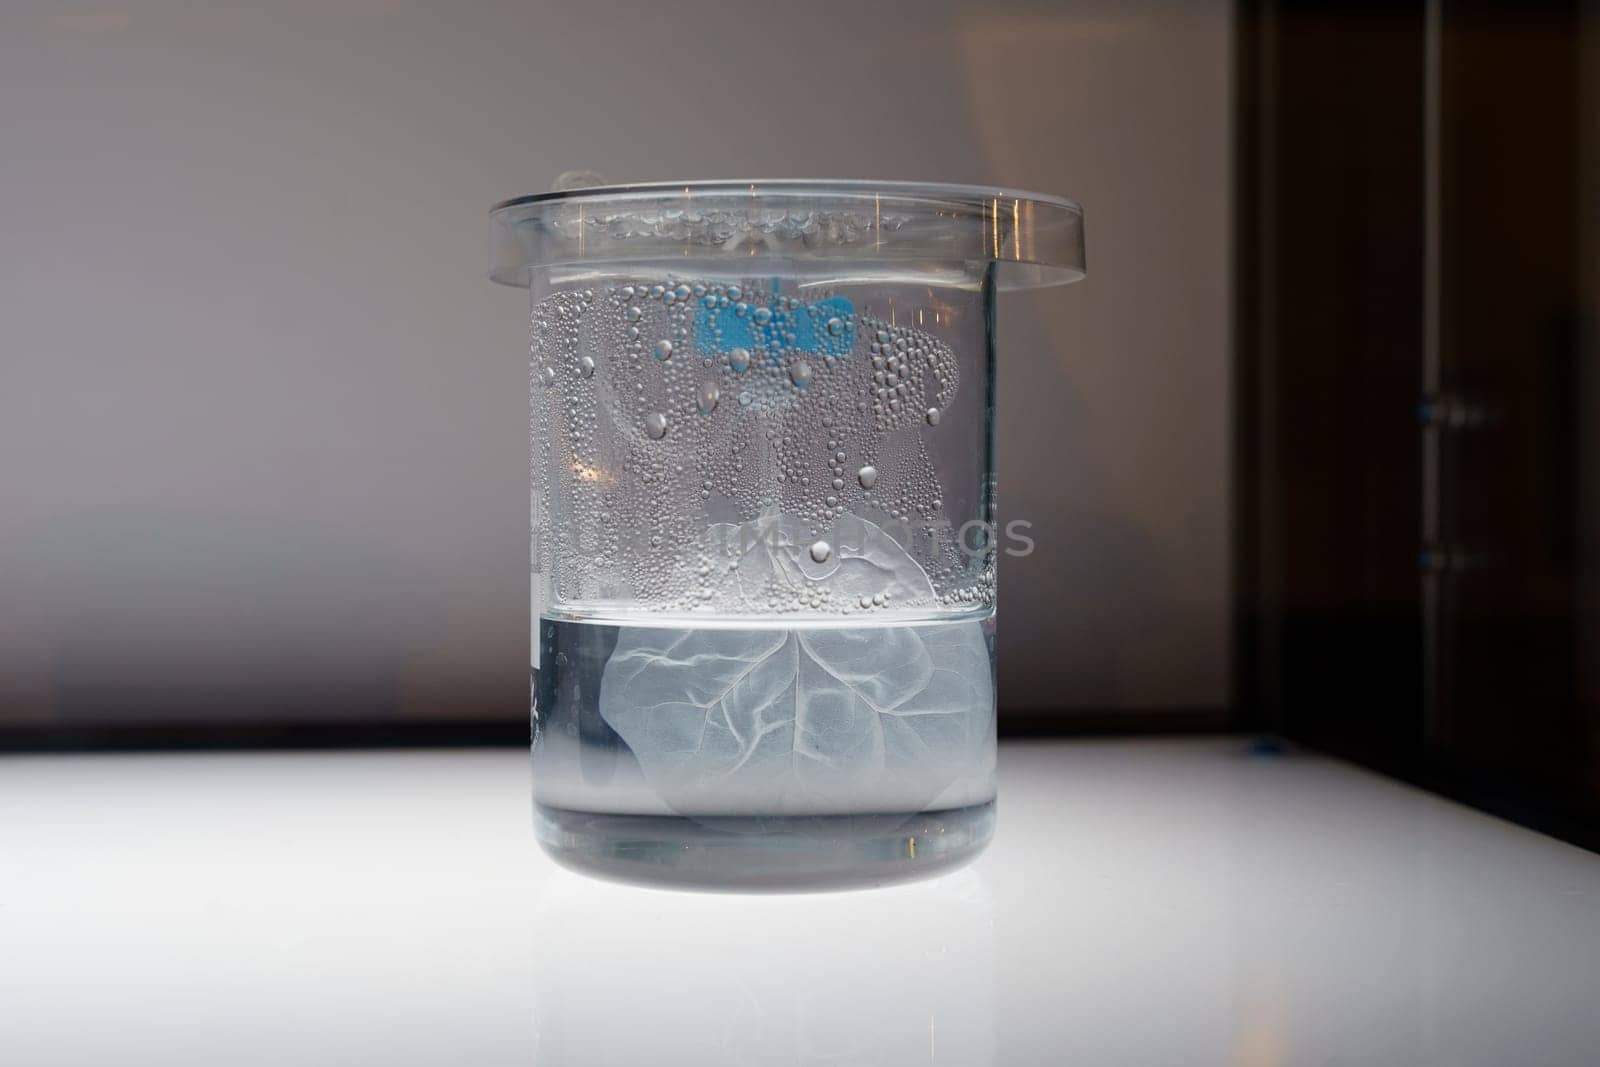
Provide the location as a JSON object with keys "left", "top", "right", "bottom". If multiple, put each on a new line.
{"left": 2, "top": 738, "right": 1597, "bottom": 1066}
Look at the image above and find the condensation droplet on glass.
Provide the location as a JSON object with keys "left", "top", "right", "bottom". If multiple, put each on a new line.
{"left": 645, "top": 412, "right": 668, "bottom": 439}
{"left": 809, "top": 540, "right": 832, "bottom": 564}
{"left": 697, "top": 380, "right": 720, "bottom": 415}
{"left": 857, "top": 465, "right": 878, "bottom": 489}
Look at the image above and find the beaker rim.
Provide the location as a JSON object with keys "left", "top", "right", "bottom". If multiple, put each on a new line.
{"left": 489, "top": 178, "right": 1085, "bottom": 291}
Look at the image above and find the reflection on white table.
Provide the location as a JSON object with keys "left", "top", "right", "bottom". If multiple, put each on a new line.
{"left": 533, "top": 867, "right": 993, "bottom": 1062}
{"left": 1, "top": 739, "right": 1597, "bottom": 1066}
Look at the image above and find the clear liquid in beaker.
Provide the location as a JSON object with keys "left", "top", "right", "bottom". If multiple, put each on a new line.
{"left": 533, "top": 615, "right": 996, "bottom": 889}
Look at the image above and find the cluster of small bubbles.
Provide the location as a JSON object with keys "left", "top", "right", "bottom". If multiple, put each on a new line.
{"left": 800, "top": 588, "right": 829, "bottom": 611}
{"left": 935, "top": 566, "right": 999, "bottom": 610}
{"left": 863, "top": 320, "right": 960, "bottom": 432}
{"left": 852, "top": 590, "right": 894, "bottom": 611}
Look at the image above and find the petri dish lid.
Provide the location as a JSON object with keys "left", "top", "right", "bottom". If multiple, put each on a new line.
{"left": 489, "top": 179, "right": 1085, "bottom": 291}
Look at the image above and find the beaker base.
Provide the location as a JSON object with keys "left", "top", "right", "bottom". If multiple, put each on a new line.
{"left": 534, "top": 800, "right": 995, "bottom": 892}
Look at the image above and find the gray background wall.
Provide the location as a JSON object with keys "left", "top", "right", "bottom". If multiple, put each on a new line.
{"left": 0, "top": 0, "right": 1231, "bottom": 724}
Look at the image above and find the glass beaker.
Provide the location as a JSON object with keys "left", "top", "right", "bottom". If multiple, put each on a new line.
{"left": 490, "top": 180, "right": 1085, "bottom": 889}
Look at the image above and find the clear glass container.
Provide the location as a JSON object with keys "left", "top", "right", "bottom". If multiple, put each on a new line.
{"left": 490, "top": 180, "right": 1085, "bottom": 889}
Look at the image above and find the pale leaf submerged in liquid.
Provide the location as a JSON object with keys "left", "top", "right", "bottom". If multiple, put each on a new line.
{"left": 599, "top": 621, "right": 993, "bottom": 817}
